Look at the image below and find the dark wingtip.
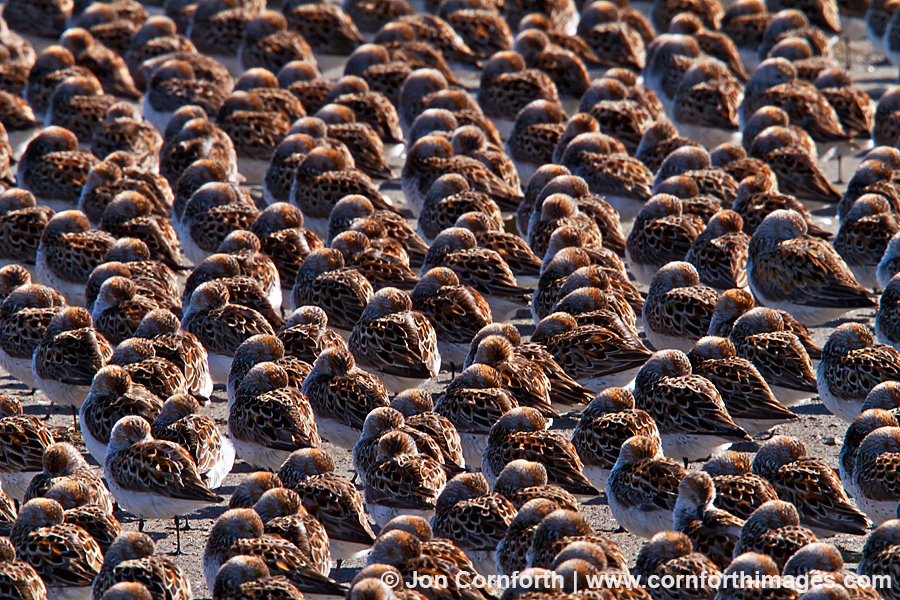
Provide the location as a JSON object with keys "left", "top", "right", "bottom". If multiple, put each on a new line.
{"left": 190, "top": 391, "right": 211, "bottom": 406}
{"left": 807, "top": 223, "right": 833, "bottom": 240}
{"left": 161, "top": 256, "right": 192, "bottom": 272}
{"left": 805, "top": 347, "right": 823, "bottom": 360}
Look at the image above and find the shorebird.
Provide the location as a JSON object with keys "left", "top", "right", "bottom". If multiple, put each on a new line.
{"left": 11, "top": 498, "right": 103, "bottom": 600}
{"left": 747, "top": 210, "right": 875, "bottom": 326}
{"left": 104, "top": 416, "right": 224, "bottom": 554}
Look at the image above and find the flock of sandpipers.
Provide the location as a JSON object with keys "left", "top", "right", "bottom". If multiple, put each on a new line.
{"left": 0, "top": 0, "right": 897, "bottom": 598}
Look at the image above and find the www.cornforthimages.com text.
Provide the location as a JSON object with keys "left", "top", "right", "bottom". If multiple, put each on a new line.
{"left": 380, "top": 569, "right": 892, "bottom": 594}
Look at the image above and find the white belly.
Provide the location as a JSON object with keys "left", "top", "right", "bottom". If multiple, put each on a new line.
{"left": 204, "top": 437, "right": 235, "bottom": 490}
{"left": 849, "top": 264, "right": 878, "bottom": 292}
{"left": 661, "top": 434, "right": 733, "bottom": 463}
{"left": 33, "top": 369, "right": 90, "bottom": 408}
{"left": 104, "top": 470, "right": 217, "bottom": 520}
{"left": 642, "top": 319, "right": 699, "bottom": 354}
{"left": 459, "top": 433, "right": 487, "bottom": 469}
{"left": 438, "top": 342, "right": 471, "bottom": 369}
{"left": 47, "top": 586, "right": 92, "bottom": 600}
{"left": 603, "top": 195, "right": 647, "bottom": 224}
{"left": 366, "top": 503, "right": 434, "bottom": 529}
{"left": 229, "top": 432, "right": 291, "bottom": 472}
{"left": 35, "top": 249, "right": 85, "bottom": 306}
{"left": 672, "top": 122, "right": 741, "bottom": 151}
{"left": 856, "top": 495, "right": 900, "bottom": 527}
{"left": 0, "top": 471, "right": 39, "bottom": 503}
{"left": 373, "top": 372, "right": 436, "bottom": 395}
{"left": 607, "top": 492, "right": 675, "bottom": 539}
{"left": 575, "top": 368, "right": 641, "bottom": 393}
{"left": 0, "top": 349, "right": 37, "bottom": 389}
{"left": 768, "top": 384, "right": 816, "bottom": 407}
{"left": 141, "top": 99, "right": 172, "bottom": 134}
{"left": 314, "top": 418, "right": 362, "bottom": 451}
{"left": 625, "top": 250, "right": 659, "bottom": 287}
{"left": 329, "top": 539, "right": 372, "bottom": 562}
{"left": 179, "top": 232, "right": 212, "bottom": 269}
{"left": 581, "top": 465, "right": 610, "bottom": 493}
{"left": 748, "top": 271, "right": 855, "bottom": 326}
{"left": 486, "top": 296, "right": 527, "bottom": 323}
{"left": 206, "top": 352, "right": 234, "bottom": 386}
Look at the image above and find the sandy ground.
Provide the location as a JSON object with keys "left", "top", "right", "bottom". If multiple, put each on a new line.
{"left": 2, "top": 6, "right": 898, "bottom": 600}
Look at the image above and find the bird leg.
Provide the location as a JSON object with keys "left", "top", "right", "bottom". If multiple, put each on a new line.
{"left": 181, "top": 516, "right": 192, "bottom": 530}
{"left": 844, "top": 36, "right": 851, "bottom": 70}
{"left": 139, "top": 518, "right": 145, "bottom": 532}
{"left": 172, "top": 516, "right": 183, "bottom": 555}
